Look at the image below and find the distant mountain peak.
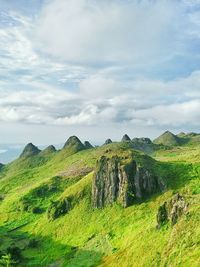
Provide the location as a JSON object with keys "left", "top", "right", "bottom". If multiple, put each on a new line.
{"left": 20, "top": 143, "right": 41, "bottom": 158}
{"left": 104, "top": 139, "right": 112, "bottom": 145}
{"left": 63, "top": 136, "right": 85, "bottom": 152}
{"left": 154, "top": 131, "right": 180, "bottom": 146}
{"left": 121, "top": 134, "right": 131, "bottom": 142}
{"left": 84, "top": 141, "right": 93, "bottom": 149}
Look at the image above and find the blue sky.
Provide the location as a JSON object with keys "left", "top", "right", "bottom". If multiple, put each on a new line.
{"left": 0, "top": 0, "right": 199, "bottom": 145}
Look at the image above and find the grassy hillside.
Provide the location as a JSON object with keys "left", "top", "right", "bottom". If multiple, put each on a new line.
{"left": 0, "top": 138, "right": 199, "bottom": 266}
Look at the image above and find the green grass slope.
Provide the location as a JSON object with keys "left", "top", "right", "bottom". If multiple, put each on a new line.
{"left": 0, "top": 140, "right": 199, "bottom": 267}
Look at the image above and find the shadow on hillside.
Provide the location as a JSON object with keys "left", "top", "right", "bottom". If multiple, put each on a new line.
{"left": 0, "top": 225, "right": 103, "bottom": 267}
{"left": 134, "top": 161, "right": 196, "bottom": 205}
{"left": 159, "top": 161, "right": 195, "bottom": 190}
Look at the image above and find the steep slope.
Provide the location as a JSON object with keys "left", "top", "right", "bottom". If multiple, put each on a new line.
{"left": 0, "top": 138, "right": 199, "bottom": 267}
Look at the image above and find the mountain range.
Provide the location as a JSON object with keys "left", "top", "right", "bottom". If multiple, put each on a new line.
{"left": 0, "top": 131, "right": 199, "bottom": 266}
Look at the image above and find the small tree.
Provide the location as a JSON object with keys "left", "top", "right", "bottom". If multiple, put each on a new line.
{"left": 0, "top": 254, "right": 16, "bottom": 267}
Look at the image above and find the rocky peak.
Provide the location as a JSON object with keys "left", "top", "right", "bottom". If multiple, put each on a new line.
{"left": 92, "top": 155, "right": 165, "bottom": 208}
{"left": 20, "top": 143, "right": 41, "bottom": 158}
{"left": 84, "top": 141, "right": 93, "bottom": 149}
{"left": 63, "top": 136, "right": 85, "bottom": 151}
{"left": 121, "top": 134, "right": 131, "bottom": 142}
{"left": 104, "top": 139, "right": 112, "bottom": 145}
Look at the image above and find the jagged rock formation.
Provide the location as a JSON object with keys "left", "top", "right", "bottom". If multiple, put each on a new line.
{"left": 121, "top": 134, "right": 131, "bottom": 142}
{"left": 63, "top": 136, "right": 85, "bottom": 152}
{"left": 47, "top": 198, "right": 71, "bottom": 221}
{"left": 92, "top": 155, "right": 165, "bottom": 208}
{"left": 42, "top": 145, "right": 56, "bottom": 154}
{"left": 154, "top": 131, "right": 180, "bottom": 146}
{"left": 84, "top": 141, "right": 93, "bottom": 149}
{"left": 20, "top": 143, "right": 41, "bottom": 158}
{"left": 157, "top": 193, "right": 188, "bottom": 228}
{"left": 104, "top": 139, "right": 112, "bottom": 145}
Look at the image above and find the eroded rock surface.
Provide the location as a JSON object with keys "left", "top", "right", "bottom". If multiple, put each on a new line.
{"left": 157, "top": 193, "right": 188, "bottom": 228}
{"left": 92, "top": 155, "right": 165, "bottom": 208}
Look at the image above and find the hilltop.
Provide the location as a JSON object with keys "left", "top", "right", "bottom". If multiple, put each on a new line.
{"left": 0, "top": 132, "right": 199, "bottom": 266}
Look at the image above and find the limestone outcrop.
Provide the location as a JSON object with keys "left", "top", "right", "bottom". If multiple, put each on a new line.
{"left": 157, "top": 193, "right": 188, "bottom": 228}
{"left": 92, "top": 155, "right": 165, "bottom": 208}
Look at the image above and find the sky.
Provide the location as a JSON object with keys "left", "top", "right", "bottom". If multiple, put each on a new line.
{"left": 0, "top": 0, "right": 200, "bottom": 145}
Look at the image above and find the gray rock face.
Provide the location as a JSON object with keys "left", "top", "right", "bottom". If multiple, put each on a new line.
{"left": 92, "top": 156, "right": 165, "bottom": 208}
{"left": 134, "top": 167, "right": 165, "bottom": 199}
{"left": 157, "top": 193, "right": 188, "bottom": 228}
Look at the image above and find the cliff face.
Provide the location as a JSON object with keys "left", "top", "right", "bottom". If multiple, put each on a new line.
{"left": 92, "top": 155, "right": 165, "bottom": 208}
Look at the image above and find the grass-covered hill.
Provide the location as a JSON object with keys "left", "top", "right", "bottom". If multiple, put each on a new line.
{"left": 154, "top": 130, "right": 200, "bottom": 146}
{"left": 0, "top": 134, "right": 199, "bottom": 267}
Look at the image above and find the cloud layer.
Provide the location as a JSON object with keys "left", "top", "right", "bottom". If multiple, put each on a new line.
{"left": 0, "top": 0, "right": 200, "bottom": 143}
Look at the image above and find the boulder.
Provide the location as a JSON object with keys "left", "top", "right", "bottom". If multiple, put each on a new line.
{"left": 157, "top": 193, "right": 188, "bottom": 228}
{"left": 47, "top": 198, "right": 71, "bottom": 221}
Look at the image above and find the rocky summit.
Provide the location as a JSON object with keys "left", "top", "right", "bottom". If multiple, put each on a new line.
{"left": 63, "top": 136, "right": 85, "bottom": 152}
{"left": 104, "top": 138, "right": 112, "bottom": 145}
{"left": 121, "top": 134, "right": 131, "bottom": 142}
{"left": 20, "top": 143, "right": 41, "bottom": 158}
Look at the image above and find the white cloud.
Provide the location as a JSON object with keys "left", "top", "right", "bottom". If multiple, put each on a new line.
{"left": 0, "top": 0, "right": 200, "bottom": 144}
{"left": 35, "top": 0, "right": 186, "bottom": 64}
{"left": 0, "top": 70, "right": 199, "bottom": 129}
